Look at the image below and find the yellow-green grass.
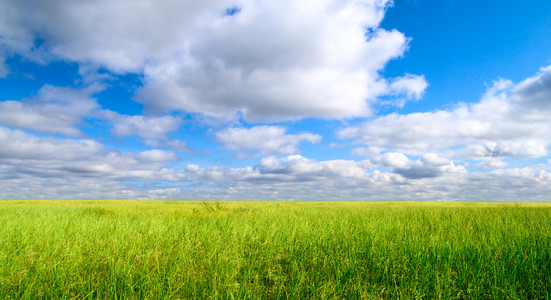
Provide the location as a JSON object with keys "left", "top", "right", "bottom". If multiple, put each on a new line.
{"left": 1, "top": 200, "right": 550, "bottom": 299}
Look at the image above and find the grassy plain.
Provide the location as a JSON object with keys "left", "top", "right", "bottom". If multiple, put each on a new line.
{"left": 0, "top": 200, "right": 550, "bottom": 298}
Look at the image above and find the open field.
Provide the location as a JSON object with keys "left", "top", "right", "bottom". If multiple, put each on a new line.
{"left": 1, "top": 200, "right": 550, "bottom": 298}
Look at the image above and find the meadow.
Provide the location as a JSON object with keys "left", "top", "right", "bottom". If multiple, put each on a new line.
{"left": 0, "top": 200, "right": 550, "bottom": 299}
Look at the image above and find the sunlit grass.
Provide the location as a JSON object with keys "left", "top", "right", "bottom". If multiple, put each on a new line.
{"left": 1, "top": 200, "right": 550, "bottom": 298}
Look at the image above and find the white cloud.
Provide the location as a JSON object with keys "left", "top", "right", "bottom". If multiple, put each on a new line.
{"left": 85, "top": 110, "right": 195, "bottom": 152}
{"left": 0, "top": 126, "right": 181, "bottom": 182}
{"left": 254, "top": 155, "right": 374, "bottom": 180}
{"left": 370, "top": 152, "right": 463, "bottom": 179}
{"left": 1, "top": 1, "right": 550, "bottom": 202}
{"left": 0, "top": 85, "right": 195, "bottom": 151}
{"left": 1, "top": 127, "right": 550, "bottom": 201}
{"left": 164, "top": 156, "right": 551, "bottom": 201}
{"left": 137, "top": 1, "right": 421, "bottom": 121}
{"left": 0, "top": 0, "right": 219, "bottom": 72}
{"left": 0, "top": 0, "right": 426, "bottom": 122}
{"left": 165, "top": 140, "right": 195, "bottom": 154}
{"left": 394, "top": 154, "right": 463, "bottom": 179}
{"left": 215, "top": 126, "right": 321, "bottom": 155}
{"left": 136, "top": 149, "right": 179, "bottom": 162}
{"left": 462, "top": 141, "right": 548, "bottom": 160}
{"left": 351, "top": 146, "right": 382, "bottom": 157}
{"left": 339, "top": 66, "right": 551, "bottom": 163}
{"left": 0, "top": 126, "right": 101, "bottom": 160}
{"left": 0, "top": 1, "right": 36, "bottom": 59}
{"left": 512, "top": 65, "right": 551, "bottom": 116}
{"left": 386, "top": 74, "right": 428, "bottom": 107}
{"left": 372, "top": 152, "right": 411, "bottom": 168}
{"left": 107, "top": 112, "right": 185, "bottom": 147}
{"left": 110, "top": 114, "right": 181, "bottom": 140}
{"left": 475, "top": 159, "right": 508, "bottom": 170}
{"left": 0, "top": 85, "right": 101, "bottom": 136}
{"left": 389, "top": 74, "right": 428, "bottom": 101}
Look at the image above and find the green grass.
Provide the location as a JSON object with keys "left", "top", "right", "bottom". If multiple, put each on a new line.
{"left": 0, "top": 200, "right": 550, "bottom": 299}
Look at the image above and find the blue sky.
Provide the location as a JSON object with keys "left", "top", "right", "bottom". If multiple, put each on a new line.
{"left": 1, "top": 0, "right": 551, "bottom": 200}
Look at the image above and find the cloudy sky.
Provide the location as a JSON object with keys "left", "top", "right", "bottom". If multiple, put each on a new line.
{"left": 1, "top": 0, "right": 551, "bottom": 201}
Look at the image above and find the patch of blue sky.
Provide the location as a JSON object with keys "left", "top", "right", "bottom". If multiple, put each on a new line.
{"left": 381, "top": 0, "right": 551, "bottom": 114}
{"left": 288, "top": 118, "right": 355, "bottom": 160}
{"left": 120, "top": 180, "right": 146, "bottom": 188}
{"left": 0, "top": 56, "right": 80, "bottom": 100}
{"left": 103, "top": 135, "right": 151, "bottom": 153}
{"left": 505, "top": 157, "right": 551, "bottom": 170}
{"left": 224, "top": 6, "right": 241, "bottom": 16}
{"left": 96, "top": 73, "right": 144, "bottom": 115}
{"left": 151, "top": 181, "right": 196, "bottom": 189}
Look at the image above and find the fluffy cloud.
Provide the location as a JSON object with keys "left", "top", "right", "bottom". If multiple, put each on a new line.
{"left": 0, "top": 0, "right": 213, "bottom": 71}
{"left": 370, "top": 152, "right": 464, "bottom": 179}
{"left": 176, "top": 157, "right": 551, "bottom": 201}
{"left": 339, "top": 66, "right": 551, "bottom": 165}
{"left": 382, "top": 74, "right": 428, "bottom": 107}
{"left": 0, "top": 85, "right": 101, "bottom": 136}
{"left": 0, "top": 126, "right": 179, "bottom": 176}
{"left": 2, "top": 1, "right": 550, "bottom": 202}
{"left": 215, "top": 126, "right": 321, "bottom": 155}
{"left": 106, "top": 112, "right": 192, "bottom": 152}
{"left": 475, "top": 159, "right": 508, "bottom": 170}
{"left": 255, "top": 155, "right": 374, "bottom": 180}
{"left": 0, "top": 126, "right": 101, "bottom": 161}
{"left": 5, "top": 165, "right": 550, "bottom": 201}
{"left": 513, "top": 65, "right": 551, "bottom": 114}
{"left": 0, "top": 0, "right": 426, "bottom": 122}
{"left": 110, "top": 114, "right": 181, "bottom": 140}
{"left": 389, "top": 74, "right": 428, "bottom": 100}
{"left": 393, "top": 154, "right": 463, "bottom": 179}
{"left": 1, "top": 127, "right": 550, "bottom": 201}
{"left": 0, "top": 85, "right": 192, "bottom": 151}
{"left": 371, "top": 152, "right": 411, "bottom": 168}
{"left": 137, "top": 1, "right": 423, "bottom": 121}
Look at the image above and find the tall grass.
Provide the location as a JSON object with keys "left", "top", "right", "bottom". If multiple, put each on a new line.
{"left": 0, "top": 200, "right": 550, "bottom": 298}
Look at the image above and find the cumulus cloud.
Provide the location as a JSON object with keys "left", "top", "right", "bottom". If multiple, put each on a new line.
{"left": 475, "top": 159, "right": 508, "bottom": 170}
{"left": 0, "top": 0, "right": 214, "bottom": 71}
{"left": 370, "top": 152, "right": 463, "bottom": 179}
{"left": 1, "top": 126, "right": 550, "bottom": 201}
{"left": 254, "top": 155, "right": 374, "bottom": 180}
{"left": 2, "top": 1, "right": 551, "bottom": 202}
{"left": 136, "top": 0, "right": 421, "bottom": 121}
{"left": 0, "top": 126, "right": 101, "bottom": 160}
{"left": 5, "top": 164, "right": 550, "bottom": 201}
{"left": 0, "top": 85, "right": 193, "bottom": 151}
{"left": 512, "top": 65, "right": 551, "bottom": 120}
{"left": 0, "top": 1, "right": 36, "bottom": 60}
{"left": 380, "top": 74, "right": 428, "bottom": 107}
{"left": 351, "top": 146, "right": 383, "bottom": 157}
{"left": 180, "top": 155, "right": 376, "bottom": 184}
{"left": 371, "top": 152, "right": 411, "bottom": 168}
{"left": 389, "top": 74, "right": 428, "bottom": 100}
{"left": 0, "top": 126, "right": 180, "bottom": 181}
{"left": 0, "top": 85, "right": 102, "bottom": 136}
{"left": 215, "top": 126, "right": 321, "bottom": 155}
{"left": 105, "top": 112, "right": 193, "bottom": 152}
{"left": 393, "top": 154, "right": 463, "bottom": 179}
{"left": 462, "top": 141, "right": 548, "bottom": 160}
{"left": 0, "top": 0, "right": 426, "bottom": 122}
{"left": 110, "top": 114, "right": 181, "bottom": 140}
{"left": 340, "top": 66, "right": 551, "bottom": 165}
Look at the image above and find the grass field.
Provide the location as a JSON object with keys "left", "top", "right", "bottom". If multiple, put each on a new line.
{"left": 0, "top": 200, "right": 550, "bottom": 299}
